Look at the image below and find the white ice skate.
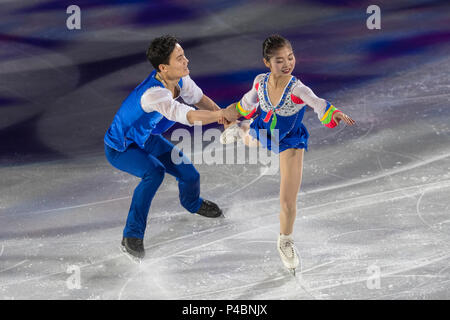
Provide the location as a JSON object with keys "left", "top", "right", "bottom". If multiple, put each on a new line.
{"left": 219, "top": 122, "right": 241, "bottom": 144}
{"left": 277, "top": 233, "right": 299, "bottom": 275}
{"left": 219, "top": 119, "right": 253, "bottom": 145}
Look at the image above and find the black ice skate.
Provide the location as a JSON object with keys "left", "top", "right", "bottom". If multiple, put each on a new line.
{"left": 121, "top": 237, "right": 145, "bottom": 260}
{"left": 196, "top": 199, "right": 223, "bottom": 218}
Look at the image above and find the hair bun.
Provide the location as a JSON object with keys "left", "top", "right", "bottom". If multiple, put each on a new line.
{"left": 262, "top": 34, "right": 291, "bottom": 61}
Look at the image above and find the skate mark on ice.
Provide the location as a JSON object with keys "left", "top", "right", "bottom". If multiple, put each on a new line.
{"left": 141, "top": 224, "right": 275, "bottom": 268}
{"left": 372, "top": 147, "right": 446, "bottom": 207}
{"left": 303, "top": 152, "right": 450, "bottom": 196}
{"left": 365, "top": 93, "right": 450, "bottom": 106}
{"left": 6, "top": 177, "right": 226, "bottom": 219}
{"left": 117, "top": 224, "right": 281, "bottom": 298}
{"left": 296, "top": 252, "right": 450, "bottom": 296}
{"left": 374, "top": 147, "right": 423, "bottom": 163}
{"left": 0, "top": 267, "right": 76, "bottom": 288}
{"left": 118, "top": 274, "right": 137, "bottom": 300}
{"left": 142, "top": 223, "right": 234, "bottom": 254}
{"left": 117, "top": 222, "right": 357, "bottom": 298}
{"left": 4, "top": 195, "right": 132, "bottom": 218}
{"left": 416, "top": 186, "right": 450, "bottom": 239}
{"left": 130, "top": 180, "right": 448, "bottom": 252}
{"left": 5, "top": 185, "right": 448, "bottom": 294}
{"left": 173, "top": 274, "right": 289, "bottom": 299}
{"left": 211, "top": 176, "right": 450, "bottom": 217}
{"left": 325, "top": 228, "right": 406, "bottom": 244}
{"left": 0, "top": 224, "right": 233, "bottom": 288}
{"left": 172, "top": 256, "right": 326, "bottom": 299}
{"left": 218, "top": 166, "right": 269, "bottom": 200}
{"left": 301, "top": 259, "right": 341, "bottom": 274}
{"left": 376, "top": 153, "right": 415, "bottom": 201}
{"left": 3, "top": 180, "right": 449, "bottom": 289}
{"left": 7, "top": 152, "right": 448, "bottom": 220}
{"left": 302, "top": 256, "right": 434, "bottom": 278}
{"left": 0, "top": 260, "right": 28, "bottom": 274}
{"left": 368, "top": 264, "right": 450, "bottom": 300}
{"left": 438, "top": 264, "right": 450, "bottom": 275}
{"left": 10, "top": 179, "right": 445, "bottom": 289}
{"left": 118, "top": 265, "right": 172, "bottom": 300}
{"left": 302, "top": 180, "right": 450, "bottom": 219}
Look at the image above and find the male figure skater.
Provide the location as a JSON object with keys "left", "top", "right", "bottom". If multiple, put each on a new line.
{"left": 104, "top": 35, "right": 224, "bottom": 259}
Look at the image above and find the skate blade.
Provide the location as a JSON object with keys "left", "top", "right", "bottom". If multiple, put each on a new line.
{"left": 280, "top": 258, "right": 299, "bottom": 276}
{"left": 120, "top": 245, "right": 142, "bottom": 264}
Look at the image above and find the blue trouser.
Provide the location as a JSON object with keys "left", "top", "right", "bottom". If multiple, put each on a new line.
{"left": 104, "top": 134, "right": 203, "bottom": 239}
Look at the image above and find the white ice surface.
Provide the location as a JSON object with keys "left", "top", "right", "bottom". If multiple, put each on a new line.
{"left": 1, "top": 55, "right": 449, "bottom": 300}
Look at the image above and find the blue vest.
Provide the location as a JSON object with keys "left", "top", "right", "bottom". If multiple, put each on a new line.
{"left": 104, "top": 70, "right": 183, "bottom": 151}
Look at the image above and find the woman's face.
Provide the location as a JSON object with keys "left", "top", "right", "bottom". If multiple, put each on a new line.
{"left": 264, "top": 45, "right": 296, "bottom": 77}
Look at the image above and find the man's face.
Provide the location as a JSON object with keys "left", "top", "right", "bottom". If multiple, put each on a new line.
{"left": 162, "top": 43, "right": 190, "bottom": 79}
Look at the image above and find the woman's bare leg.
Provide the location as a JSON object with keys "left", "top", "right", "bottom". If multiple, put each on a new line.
{"left": 279, "top": 148, "right": 304, "bottom": 235}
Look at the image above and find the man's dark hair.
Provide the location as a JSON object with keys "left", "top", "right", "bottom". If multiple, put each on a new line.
{"left": 262, "top": 34, "right": 292, "bottom": 62}
{"left": 146, "top": 35, "right": 179, "bottom": 71}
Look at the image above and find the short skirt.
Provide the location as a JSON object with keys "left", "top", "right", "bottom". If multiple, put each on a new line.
{"left": 249, "top": 112, "right": 309, "bottom": 154}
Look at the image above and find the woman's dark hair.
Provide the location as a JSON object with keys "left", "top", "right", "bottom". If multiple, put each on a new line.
{"left": 146, "top": 35, "right": 179, "bottom": 71}
{"left": 262, "top": 34, "right": 292, "bottom": 61}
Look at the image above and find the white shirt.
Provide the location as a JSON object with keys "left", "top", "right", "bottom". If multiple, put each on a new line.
{"left": 140, "top": 75, "right": 203, "bottom": 126}
{"left": 240, "top": 73, "right": 329, "bottom": 121}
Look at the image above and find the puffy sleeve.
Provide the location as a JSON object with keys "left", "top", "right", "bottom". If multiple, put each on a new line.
{"left": 235, "top": 73, "right": 264, "bottom": 119}
{"left": 141, "top": 87, "right": 195, "bottom": 126}
{"left": 292, "top": 81, "right": 341, "bottom": 128}
{"left": 180, "top": 75, "right": 204, "bottom": 105}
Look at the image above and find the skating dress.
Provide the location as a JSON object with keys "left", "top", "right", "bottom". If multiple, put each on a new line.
{"left": 235, "top": 72, "right": 341, "bottom": 153}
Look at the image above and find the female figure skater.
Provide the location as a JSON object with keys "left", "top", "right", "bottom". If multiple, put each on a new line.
{"left": 221, "top": 35, "right": 356, "bottom": 274}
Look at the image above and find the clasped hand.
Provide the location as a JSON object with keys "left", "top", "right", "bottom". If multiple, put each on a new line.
{"left": 217, "top": 103, "right": 239, "bottom": 126}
